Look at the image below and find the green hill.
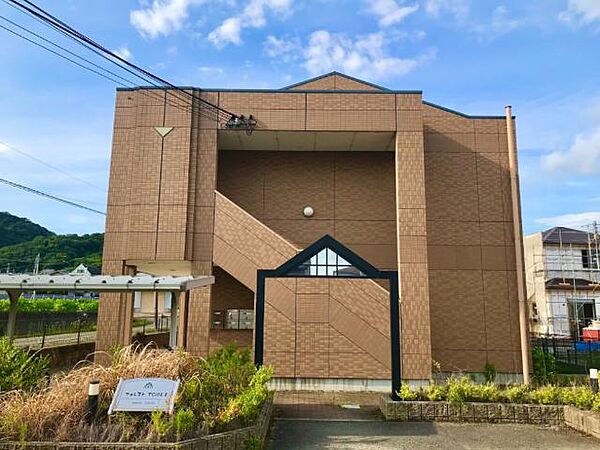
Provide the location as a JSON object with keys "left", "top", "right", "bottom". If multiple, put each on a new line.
{"left": 0, "top": 213, "right": 103, "bottom": 274}
{"left": 0, "top": 233, "right": 103, "bottom": 274}
{"left": 0, "top": 212, "right": 54, "bottom": 248}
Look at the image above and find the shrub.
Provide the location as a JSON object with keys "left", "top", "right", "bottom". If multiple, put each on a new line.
{"left": 0, "top": 344, "right": 271, "bottom": 443}
{"left": 483, "top": 362, "right": 497, "bottom": 384}
{"left": 446, "top": 376, "right": 475, "bottom": 405}
{"left": 529, "top": 385, "right": 561, "bottom": 405}
{"left": 560, "top": 386, "right": 596, "bottom": 410}
{"left": 0, "top": 337, "right": 49, "bottom": 393}
{"left": 532, "top": 347, "right": 556, "bottom": 384}
{"left": 592, "top": 395, "right": 600, "bottom": 412}
{"left": 502, "top": 385, "right": 529, "bottom": 404}
{"left": 219, "top": 366, "right": 274, "bottom": 426}
{"left": 472, "top": 383, "right": 500, "bottom": 402}
{"left": 426, "top": 383, "right": 446, "bottom": 402}
{"left": 397, "top": 384, "right": 418, "bottom": 401}
{"left": 0, "top": 298, "right": 98, "bottom": 313}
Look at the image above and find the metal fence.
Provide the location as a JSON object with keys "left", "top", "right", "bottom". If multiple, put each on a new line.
{"left": 132, "top": 313, "right": 171, "bottom": 335}
{"left": 0, "top": 313, "right": 98, "bottom": 349}
{"left": 532, "top": 337, "right": 600, "bottom": 374}
{"left": 0, "top": 312, "right": 171, "bottom": 349}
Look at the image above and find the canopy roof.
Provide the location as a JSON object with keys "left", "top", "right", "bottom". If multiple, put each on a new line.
{"left": 0, "top": 274, "right": 214, "bottom": 293}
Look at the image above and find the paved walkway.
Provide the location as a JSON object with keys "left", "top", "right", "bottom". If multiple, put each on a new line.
{"left": 269, "top": 391, "right": 598, "bottom": 449}
{"left": 269, "top": 420, "right": 598, "bottom": 449}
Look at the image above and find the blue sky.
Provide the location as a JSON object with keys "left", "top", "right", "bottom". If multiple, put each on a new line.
{"left": 1, "top": 0, "right": 600, "bottom": 236}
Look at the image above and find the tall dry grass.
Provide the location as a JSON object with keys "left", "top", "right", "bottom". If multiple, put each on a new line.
{"left": 0, "top": 344, "right": 196, "bottom": 442}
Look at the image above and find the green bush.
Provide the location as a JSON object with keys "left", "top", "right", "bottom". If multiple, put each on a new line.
{"left": 592, "top": 395, "right": 600, "bottom": 412}
{"left": 502, "top": 385, "right": 529, "bottom": 403}
{"left": 532, "top": 347, "right": 556, "bottom": 384}
{"left": 483, "top": 362, "right": 497, "bottom": 383}
{"left": 560, "top": 386, "right": 596, "bottom": 410}
{"left": 0, "top": 297, "right": 98, "bottom": 313}
{"left": 220, "top": 366, "right": 274, "bottom": 426}
{"left": 425, "top": 383, "right": 446, "bottom": 402}
{"left": 397, "top": 384, "right": 418, "bottom": 401}
{"left": 0, "top": 338, "right": 49, "bottom": 393}
{"left": 0, "top": 344, "right": 272, "bottom": 443}
{"left": 529, "top": 385, "right": 561, "bottom": 405}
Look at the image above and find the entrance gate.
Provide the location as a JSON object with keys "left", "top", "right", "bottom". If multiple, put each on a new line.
{"left": 253, "top": 235, "right": 402, "bottom": 399}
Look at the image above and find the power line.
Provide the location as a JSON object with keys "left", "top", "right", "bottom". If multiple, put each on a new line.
{"left": 0, "top": 177, "right": 106, "bottom": 215}
{"left": 0, "top": 140, "right": 105, "bottom": 192}
{"left": 6, "top": 0, "right": 239, "bottom": 124}
{"left": 0, "top": 10, "right": 200, "bottom": 119}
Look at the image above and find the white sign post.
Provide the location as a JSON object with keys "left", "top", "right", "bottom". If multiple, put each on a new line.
{"left": 108, "top": 378, "right": 180, "bottom": 415}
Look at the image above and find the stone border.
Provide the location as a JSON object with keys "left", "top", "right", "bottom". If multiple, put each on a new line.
{"left": 564, "top": 406, "right": 600, "bottom": 439}
{"left": 378, "top": 396, "right": 563, "bottom": 426}
{"left": 380, "top": 396, "right": 600, "bottom": 439}
{"left": 0, "top": 397, "right": 273, "bottom": 450}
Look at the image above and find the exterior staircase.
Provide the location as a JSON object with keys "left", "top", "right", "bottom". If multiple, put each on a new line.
{"left": 212, "top": 190, "right": 393, "bottom": 380}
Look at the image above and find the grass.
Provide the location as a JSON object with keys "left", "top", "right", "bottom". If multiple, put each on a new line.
{"left": 0, "top": 344, "right": 272, "bottom": 443}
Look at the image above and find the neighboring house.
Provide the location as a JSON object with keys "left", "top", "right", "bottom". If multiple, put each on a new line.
{"left": 524, "top": 227, "right": 600, "bottom": 339}
{"left": 69, "top": 264, "right": 91, "bottom": 276}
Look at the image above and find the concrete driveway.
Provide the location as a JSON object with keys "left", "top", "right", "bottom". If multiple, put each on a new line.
{"left": 269, "top": 420, "right": 598, "bottom": 449}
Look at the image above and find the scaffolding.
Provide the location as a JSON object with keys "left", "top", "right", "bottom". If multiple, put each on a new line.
{"left": 527, "top": 222, "right": 600, "bottom": 339}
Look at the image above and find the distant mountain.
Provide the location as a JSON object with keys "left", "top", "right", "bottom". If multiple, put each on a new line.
{"left": 0, "top": 213, "right": 103, "bottom": 274}
{"left": 0, "top": 212, "right": 54, "bottom": 248}
{"left": 0, "top": 233, "right": 103, "bottom": 274}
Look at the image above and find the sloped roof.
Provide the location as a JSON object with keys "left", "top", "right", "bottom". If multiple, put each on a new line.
{"left": 542, "top": 227, "right": 592, "bottom": 245}
{"left": 281, "top": 71, "right": 389, "bottom": 92}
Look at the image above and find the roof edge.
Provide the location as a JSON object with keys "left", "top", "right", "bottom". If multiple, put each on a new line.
{"left": 280, "top": 71, "right": 392, "bottom": 92}
{"left": 423, "top": 101, "right": 511, "bottom": 120}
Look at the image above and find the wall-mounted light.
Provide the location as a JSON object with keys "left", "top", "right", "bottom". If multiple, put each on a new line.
{"left": 303, "top": 206, "right": 314, "bottom": 218}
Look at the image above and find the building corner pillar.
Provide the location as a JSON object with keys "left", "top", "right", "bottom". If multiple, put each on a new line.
{"left": 395, "top": 95, "right": 433, "bottom": 380}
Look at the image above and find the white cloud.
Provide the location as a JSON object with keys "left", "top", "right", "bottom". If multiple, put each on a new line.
{"left": 263, "top": 35, "right": 301, "bottom": 61}
{"left": 208, "top": 0, "right": 292, "bottom": 47}
{"left": 113, "top": 45, "right": 132, "bottom": 61}
{"left": 536, "top": 212, "right": 600, "bottom": 230}
{"left": 198, "top": 66, "right": 224, "bottom": 75}
{"left": 367, "top": 0, "right": 419, "bottom": 27}
{"left": 0, "top": 143, "right": 9, "bottom": 153}
{"left": 424, "top": 0, "right": 469, "bottom": 19}
{"left": 559, "top": 0, "right": 600, "bottom": 26}
{"left": 542, "top": 128, "right": 600, "bottom": 175}
{"left": 130, "top": 0, "right": 204, "bottom": 39}
{"left": 302, "top": 30, "right": 435, "bottom": 81}
{"left": 471, "top": 5, "right": 522, "bottom": 39}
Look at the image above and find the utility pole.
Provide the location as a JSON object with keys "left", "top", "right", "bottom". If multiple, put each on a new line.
{"left": 32, "top": 253, "right": 40, "bottom": 299}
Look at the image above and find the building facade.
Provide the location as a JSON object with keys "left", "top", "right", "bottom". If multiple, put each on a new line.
{"left": 97, "top": 72, "right": 525, "bottom": 385}
{"left": 525, "top": 227, "right": 600, "bottom": 338}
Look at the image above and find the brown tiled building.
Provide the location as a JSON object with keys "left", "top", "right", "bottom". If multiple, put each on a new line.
{"left": 97, "top": 72, "right": 525, "bottom": 386}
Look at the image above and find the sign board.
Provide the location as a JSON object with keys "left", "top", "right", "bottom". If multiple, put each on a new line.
{"left": 108, "top": 378, "right": 180, "bottom": 414}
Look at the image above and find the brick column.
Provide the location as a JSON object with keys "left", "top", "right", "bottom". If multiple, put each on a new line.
{"left": 395, "top": 95, "right": 432, "bottom": 380}
{"left": 185, "top": 92, "right": 219, "bottom": 356}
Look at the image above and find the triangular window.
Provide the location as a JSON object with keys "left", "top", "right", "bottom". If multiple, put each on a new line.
{"left": 287, "top": 247, "right": 366, "bottom": 277}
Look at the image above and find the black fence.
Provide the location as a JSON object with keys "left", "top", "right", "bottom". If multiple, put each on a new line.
{"left": 0, "top": 312, "right": 171, "bottom": 349}
{"left": 0, "top": 312, "right": 98, "bottom": 348}
{"left": 532, "top": 337, "right": 600, "bottom": 374}
{"left": 132, "top": 313, "right": 171, "bottom": 335}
